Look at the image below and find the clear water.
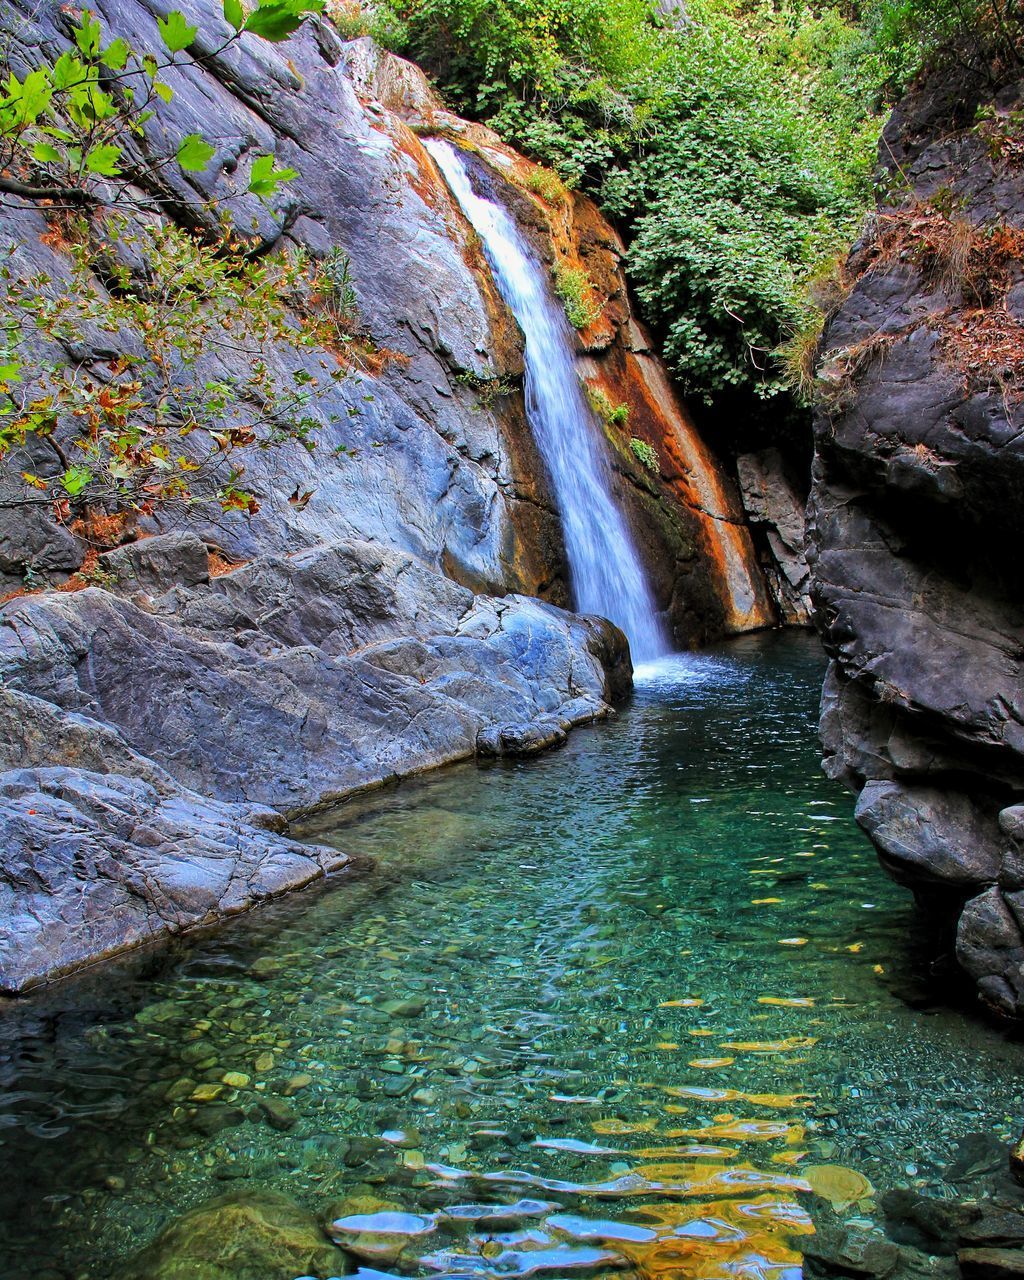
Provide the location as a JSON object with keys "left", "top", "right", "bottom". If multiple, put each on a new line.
{"left": 426, "top": 139, "right": 666, "bottom": 662}
{"left": 0, "top": 633, "right": 1020, "bottom": 1280}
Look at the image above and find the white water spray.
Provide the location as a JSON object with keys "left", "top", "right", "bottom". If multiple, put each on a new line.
{"left": 427, "top": 139, "right": 668, "bottom": 663}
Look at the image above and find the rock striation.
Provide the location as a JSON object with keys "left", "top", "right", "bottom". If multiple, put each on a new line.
{"left": 807, "top": 65, "right": 1024, "bottom": 1015}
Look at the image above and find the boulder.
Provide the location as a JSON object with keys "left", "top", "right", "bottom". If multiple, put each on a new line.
{"left": 117, "top": 1189, "right": 346, "bottom": 1280}
{"left": 0, "top": 766, "right": 351, "bottom": 994}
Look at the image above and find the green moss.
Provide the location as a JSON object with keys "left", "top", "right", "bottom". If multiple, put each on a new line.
{"left": 584, "top": 383, "right": 629, "bottom": 428}
{"left": 526, "top": 166, "right": 570, "bottom": 204}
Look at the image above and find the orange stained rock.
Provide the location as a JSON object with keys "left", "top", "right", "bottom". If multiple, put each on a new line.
{"left": 688, "top": 1057, "right": 736, "bottom": 1069}
{"left": 718, "top": 1037, "right": 818, "bottom": 1053}
{"left": 627, "top": 1161, "right": 811, "bottom": 1199}
{"left": 592, "top": 1118, "right": 660, "bottom": 1135}
{"left": 634, "top": 1145, "right": 741, "bottom": 1161}
{"left": 757, "top": 997, "right": 816, "bottom": 1007}
{"left": 659, "top": 998, "right": 705, "bottom": 1008}
{"left": 660, "top": 1119, "right": 805, "bottom": 1144}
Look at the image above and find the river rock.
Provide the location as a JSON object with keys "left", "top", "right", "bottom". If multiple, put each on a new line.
{"left": 0, "top": 766, "right": 352, "bottom": 994}
{"left": 959, "top": 1249, "right": 1024, "bottom": 1280}
{"left": 326, "top": 1198, "right": 437, "bottom": 1265}
{"left": 117, "top": 1188, "right": 344, "bottom": 1280}
{"left": 801, "top": 1224, "right": 900, "bottom": 1279}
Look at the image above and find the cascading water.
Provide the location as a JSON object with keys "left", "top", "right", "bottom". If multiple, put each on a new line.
{"left": 426, "top": 139, "right": 668, "bottom": 663}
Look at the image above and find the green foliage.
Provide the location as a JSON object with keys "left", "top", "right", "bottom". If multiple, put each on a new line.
{"left": 0, "top": 0, "right": 328, "bottom": 531}
{"left": 375, "top": 0, "right": 890, "bottom": 403}
{"left": 526, "top": 164, "right": 569, "bottom": 203}
{"left": 1, "top": 217, "right": 338, "bottom": 519}
{"left": 628, "top": 436, "right": 659, "bottom": 472}
{"left": 316, "top": 247, "right": 360, "bottom": 330}
{"left": 857, "top": 0, "right": 1023, "bottom": 96}
{"left": 552, "top": 261, "right": 599, "bottom": 330}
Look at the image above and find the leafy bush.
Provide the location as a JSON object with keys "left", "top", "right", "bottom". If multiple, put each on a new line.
{"left": 552, "top": 262, "right": 599, "bottom": 329}
{"left": 628, "top": 437, "right": 659, "bottom": 472}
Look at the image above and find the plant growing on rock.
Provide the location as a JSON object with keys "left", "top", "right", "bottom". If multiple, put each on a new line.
{"left": 584, "top": 382, "right": 629, "bottom": 427}
{"left": 0, "top": 0, "right": 326, "bottom": 539}
{"left": 628, "top": 436, "right": 658, "bottom": 472}
{"left": 552, "top": 261, "right": 599, "bottom": 330}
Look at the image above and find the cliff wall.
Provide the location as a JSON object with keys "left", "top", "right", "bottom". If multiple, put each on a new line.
{"left": 808, "top": 64, "right": 1024, "bottom": 1016}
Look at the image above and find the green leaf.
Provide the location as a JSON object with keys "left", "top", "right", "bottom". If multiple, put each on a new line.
{"left": 0, "top": 359, "right": 22, "bottom": 385}
{"left": 176, "top": 133, "right": 216, "bottom": 172}
{"left": 153, "top": 80, "right": 174, "bottom": 104}
{"left": 73, "top": 13, "right": 103, "bottom": 56}
{"left": 61, "top": 465, "right": 94, "bottom": 496}
{"left": 247, "top": 151, "right": 298, "bottom": 197}
{"left": 224, "top": 0, "right": 245, "bottom": 30}
{"left": 243, "top": 0, "right": 322, "bottom": 42}
{"left": 157, "top": 10, "right": 198, "bottom": 52}
{"left": 31, "top": 142, "right": 62, "bottom": 164}
{"left": 14, "top": 69, "right": 53, "bottom": 124}
{"left": 101, "top": 37, "right": 130, "bottom": 70}
{"left": 51, "top": 52, "right": 85, "bottom": 91}
{"left": 84, "top": 142, "right": 122, "bottom": 175}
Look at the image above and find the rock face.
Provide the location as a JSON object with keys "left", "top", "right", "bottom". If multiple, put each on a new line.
{"left": 807, "top": 65, "right": 1024, "bottom": 1015}
{"left": 0, "top": 535, "right": 627, "bottom": 991}
{"left": 0, "top": 1, "right": 774, "bottom": 990}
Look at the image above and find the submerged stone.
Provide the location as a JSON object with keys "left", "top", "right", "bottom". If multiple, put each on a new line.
{"left": 117, "top": 1188, "right": 346, "bottom": 1280}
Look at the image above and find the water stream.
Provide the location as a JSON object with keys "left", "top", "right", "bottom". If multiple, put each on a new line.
{"left": 0, "top": 633, "right": 1020, "bottom": 1278}
{"left": 426, "top": 139, "right": 666, "bottom": 663}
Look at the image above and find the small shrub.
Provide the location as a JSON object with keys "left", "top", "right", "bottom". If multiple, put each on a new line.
{"left": 316, "top": 248, "right": 360, "bottom": 330}
{"left": 456, "top": 369, "right": 519, "bottom": 408}
{"left": 526, "top": 166, "right": 570, "bottom": 204}
{"left": 326, "top": 0, "right": 372, "bottom": 39}
{"left": 584, "top": 383, "right": 629, "bottom": 427}
{"left": 628, "top": 437, "right": 659, "bottom": 473}
{"left": 552, "top": 262, "right": 600, "bottom": 330}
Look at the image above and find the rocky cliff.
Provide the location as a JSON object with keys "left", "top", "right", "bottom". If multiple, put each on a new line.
{"left": 0, "top": 1, "right": 773, "bottom": 991}
{"left": 808, "top": 64, "right": 1024, "bottom": 1016}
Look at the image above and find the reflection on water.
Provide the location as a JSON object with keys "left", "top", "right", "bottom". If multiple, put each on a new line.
{"left": 0, "top": 633, "right": 1020, "bottom": 1279}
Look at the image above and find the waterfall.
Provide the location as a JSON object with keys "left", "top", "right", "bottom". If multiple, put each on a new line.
{"left": 426, "top": 139, "right": 668, "bottom": 664}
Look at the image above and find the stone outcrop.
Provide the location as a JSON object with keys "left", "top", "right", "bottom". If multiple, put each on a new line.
{"left": 0, "top": 534, "right": 626, "bottom": 991}
{"left": 736, "top": 448, "right": 813, "bottom": 625}
{"left": 807, "top": 64, "right": 1024, "bottom": 1015}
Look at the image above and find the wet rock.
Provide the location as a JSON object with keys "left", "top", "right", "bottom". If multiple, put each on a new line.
{"left": 326, "top": 1198, "right": 437, "bottom": 1265}
{"left": 801, "top": 1224, "right": 900, "bottom": 1278}
{"left": 191, "top": 1105, "right": 247, "bottom": 1138}
{"left": 882, "top": 1188, "right": 983, "bottom": 1254}
{"left": 946, "top": 1135, "right": 1009, "bottom": 1184}
{"left": 806, "top": 60, "right": 1024, "bottom": 1014}
{"left": 476, "top": 720, "right": 568, "bottom": 757}
{"left": 117, "top": 1188, "right": 344, "bottom": 1280}
{"left": 256, "top": 1096, "right": 298, "bottom": 1131}
{"left": 959, "top": 1248, "right": 1024, "bottom": 1280}
{"left": 961, "top": 1213, "right": 1024, "bottom": 1250}
{"left": 1011, "top": 1131, "right": 1024, "bottom": 1187}
{"left": 736, "top": 448, "right": 812, "bottom": 625}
